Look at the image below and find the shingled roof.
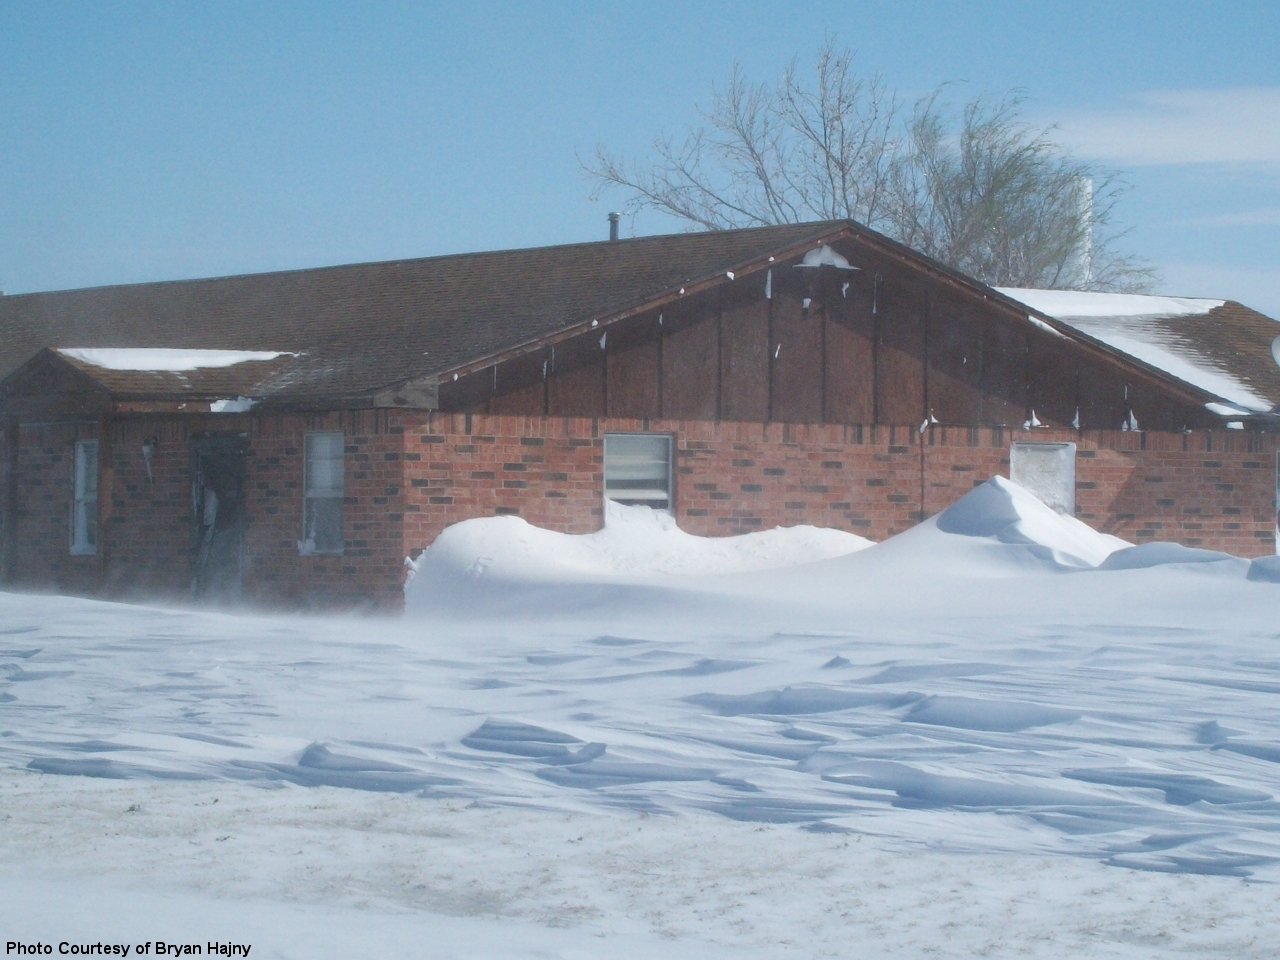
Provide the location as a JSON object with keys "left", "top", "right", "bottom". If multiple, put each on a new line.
{"left": 0, "top": 221, "right": 849, "bottom": 405}
{"left": 998, "top": 289, "right": 1280, "bottom": 416}
{"left": 3, "top": 220, "right": 1278, "bottom": 419}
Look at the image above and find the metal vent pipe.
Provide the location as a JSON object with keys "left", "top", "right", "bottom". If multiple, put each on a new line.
{"left": 608, "top": 212, "right": 620, "bottom": 241}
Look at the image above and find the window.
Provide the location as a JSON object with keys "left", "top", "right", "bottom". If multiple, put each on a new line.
{"left": 604, "top": 433, "right": 672, "bottom": 512}
{"left": 70, "top": 440, "right": 98, "bottom": 555}
{"left": 1009, "top": 441, "right": 1076, "bottom": 515}
{"left": 302, "top": 432, "right": 344, "bottom": 555}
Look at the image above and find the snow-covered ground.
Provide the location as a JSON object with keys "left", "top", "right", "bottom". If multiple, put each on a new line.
{"left": 4, "top": 480, "right": 1280, "bottom": 957}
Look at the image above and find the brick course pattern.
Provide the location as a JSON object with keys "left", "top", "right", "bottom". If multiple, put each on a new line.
{"left": 5, "top": 421, "right": 101, "bottom": 593}
{"left": 2, "top": 411, "right": 407, "bottom": 608}
{"left": 243, "top": 412, "right": 405, "bottom": 608}
{"left": 402, "top": 415, "right": 1280, "bottom": 559}
{"left": 2, "top": 413, "right": 1277, "bottom": 609}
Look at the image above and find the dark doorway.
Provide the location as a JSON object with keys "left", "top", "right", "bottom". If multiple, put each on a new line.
{"left": 191, "top": 434, "right": 248, "bottom": 601}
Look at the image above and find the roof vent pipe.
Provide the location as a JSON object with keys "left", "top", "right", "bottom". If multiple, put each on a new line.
{"left": 608, "top": 212, "right": 620, "bottom": 241}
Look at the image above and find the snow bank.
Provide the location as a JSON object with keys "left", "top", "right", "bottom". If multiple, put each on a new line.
{"left": 5, "top": 460, "right": 1280, "bottom": 940}
{"left": 58, "top": 348, "right": 293, "bottom": 371}
{"left": 405, "top": 476, "right": 1147, "bottom": 619}
{"left": 406, "top": 500, "right": 872, "bottom": 594}
{"left": 862, "top": 475, "right": 1129, "bottom": 573}
{"left": 1098, "top": 542, "right": 1247, "bottom": 571}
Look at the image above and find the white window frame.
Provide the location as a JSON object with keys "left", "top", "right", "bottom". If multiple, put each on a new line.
{"left": 603, "top": 433, "right": 673, "bottom": 514}
{"left": 70, "top": 439, "right": 98, "bottom": 556}
{"left": 301, "top": 431, "right": 345, "bottom": 556}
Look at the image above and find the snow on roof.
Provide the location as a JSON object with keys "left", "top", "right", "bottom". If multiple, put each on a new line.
{"left": 996, "top": 288, "right": 1274, "bottom": 415}
{"left": 796, "top": 244, "right": 857, "bottom": 269}
{"left": 996, "top": 288, "right": 1222, "bottom": 320}
{"left": 58, "top": 348, "right": 294, "bottom": 371}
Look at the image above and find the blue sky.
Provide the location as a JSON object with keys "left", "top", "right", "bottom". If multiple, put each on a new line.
{"left": 2, "top": 1, "right": 1277, "bottom": 313}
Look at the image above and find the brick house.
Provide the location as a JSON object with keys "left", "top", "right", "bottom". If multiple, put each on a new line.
{"left": 2, "top": 220, "right": 1277, "bottom": 609}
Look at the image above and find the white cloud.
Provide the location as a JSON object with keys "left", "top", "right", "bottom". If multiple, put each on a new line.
{"left": 1055, "top": 88, "right": 1280, "bottom": 166}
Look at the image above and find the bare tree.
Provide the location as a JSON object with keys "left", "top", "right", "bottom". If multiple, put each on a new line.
{"left": 584, "top": 43, "right": 901, "bottom": 232}
{"left": 584, "top": 42, "right": 1155, "bottom": 292}
{"left": 892, "top": 92, "right": 1155, "bottom": 290}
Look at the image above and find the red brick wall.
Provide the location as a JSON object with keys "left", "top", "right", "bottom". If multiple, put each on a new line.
{"left": 401, "top": 414, "right": 1279, "bottom": 560}
{"left": 4, "top": 412, "right": 1276, "bottom": 609}
{"left": 1072, "top": 428, "right": 1279, "bottom": 555}
{"left": 6, "top": 421, "right": 101, "bottom": 593}
{"left": 401, "top": 414, "right": 605, "bottom": 552}
{"left": 2, "top": 411, "right": 408, "bottom": 608}
{"left": 103, "top": 418, "right": 194, "bottom": 596}
{"left": 243, "top": 411, "right": 405, "bottom": 609}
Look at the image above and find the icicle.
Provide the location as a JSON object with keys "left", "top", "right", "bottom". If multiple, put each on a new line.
{"left": 679, "top": 287, "right": 685, "bottom": 295}
{"left": 774, "top": 343, "right": 781, "bottom": 359}
{"left": 1029, "top": 409, "right": 1041, "bottom": 428}
{"left": 873, "top": 273, "right": 880, "bottom": 315}
{"left": 542, "top": 360, "right": 548, "bottom": 380}
{"left": 1127, "top": 410, "right": 1139, "bottom": 431}
{"left": 726, "top": 271, "right": 735, "bottom": 280}
{"left": 764, "top": 269, "right": 772, "bottom": 300}
{"left": 493, "top": 365, "right": 498, "bottom": 390}
{"left": 802, "top": 297, "right": 812, "bottom": 309}
{"left": 841, "top": 282, "right": 849, "bottom": 298}
{"left": 658, "top": 313, "right": 663, "bottom": 326}
{"left": 599, "top": 332, "right": 607, "bottom": 350}
{"left": 919, "top": 418, "right": 929, "bottom": 434}
{"left": 1071, "top": 408, "right": 1080, "bottom": 430}
{"left": 452, "top": 373, "right": 458, "bottom": 381}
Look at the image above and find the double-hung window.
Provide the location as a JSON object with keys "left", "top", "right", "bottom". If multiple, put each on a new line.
{"left": 302, "top": 432, "right": 344, "bottom": 555}
{"left": 603, "top": 433, "right": 672, "bottom": 512}
{"left": 70, "top": 439, "right": 98, "bottom": 555}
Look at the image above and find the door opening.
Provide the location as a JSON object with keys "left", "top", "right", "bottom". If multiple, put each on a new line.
{"left": 191, "top": 434, "right": 248, "bottom": 601}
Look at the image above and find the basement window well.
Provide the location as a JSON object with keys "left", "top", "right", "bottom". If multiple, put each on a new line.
{"left": 70, "top": 439, "right": 98, "bottom": 555}
{"left": 604, "top": 433, "right": 672, "bottom": 512}
{"left": 301, "top": 431, "right": 345, "bottom": 555}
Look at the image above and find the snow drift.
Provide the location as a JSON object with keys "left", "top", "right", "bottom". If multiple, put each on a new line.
{"left": 6, "top": 463, "right": 1280, "bottom": 951}
{"left": 406, "top": 476, "right": 1121, "bottom": 596}
{"left": 404, "top": 500, "right": 873, "bottom": 613}
{"left": 876, "top": 474, "right": 1130, "bottom": 570}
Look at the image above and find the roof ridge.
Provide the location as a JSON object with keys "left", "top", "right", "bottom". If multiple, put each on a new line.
{"left": 0, "top": 220, "right": 850, "bottom": 300}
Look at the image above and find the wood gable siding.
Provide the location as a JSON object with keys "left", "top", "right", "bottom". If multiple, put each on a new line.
{"left": 436, "top": 236, "right": 1218, "bottom": 433}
